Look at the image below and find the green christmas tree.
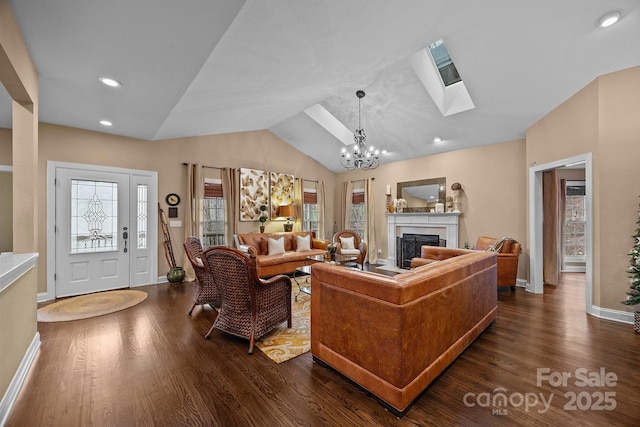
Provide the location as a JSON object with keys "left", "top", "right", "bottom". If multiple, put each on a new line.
{"left": 622, "top": 200, "right": 640, "bottom": 306}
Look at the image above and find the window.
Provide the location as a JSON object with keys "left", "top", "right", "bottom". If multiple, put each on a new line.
{"left": 202, "top": 179, "right": 225, "bottom": 248}
{"left": 563, "top": 180, "right": 586, "bottom": 271}
{"left": 303, "top": 187, "right": 319, "bottom": 235}
{"left": 350, "top": 189, "right": 365, "bottom": 239}
{"left": 428, "top": 39, "right": 461, "bottom": 87}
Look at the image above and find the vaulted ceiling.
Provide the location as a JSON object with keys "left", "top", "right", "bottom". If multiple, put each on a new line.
{"left": 2, "top": 1, "right": 639, "bottom": 172}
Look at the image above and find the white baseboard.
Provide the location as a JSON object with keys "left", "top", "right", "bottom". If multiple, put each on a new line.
{"left": 0, "top": 332, "right": 40, "bottom": 427}
{"left": 37, "top": 292, "right": 52, "bottom": 303}
{"left": 590, "top": 305, "right": 635, "bottom": 324}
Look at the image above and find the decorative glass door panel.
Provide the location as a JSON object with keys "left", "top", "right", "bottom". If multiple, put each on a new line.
{"left": 137, "top": 184, "right": 148, "bottom": 249}
{"left": 70, "top": 179, "right": 119, "bottom": 253}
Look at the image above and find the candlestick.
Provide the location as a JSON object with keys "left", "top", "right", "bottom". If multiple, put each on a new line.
{"left": 386, "top": 184, "right": 391, "bottom": 195}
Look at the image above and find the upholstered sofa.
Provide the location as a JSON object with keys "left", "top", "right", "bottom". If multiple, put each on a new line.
{"left": 235, "top": 231, "right": 329, "bottom": 277}
{"left": 311, "top": 247, "right": 497, "bottom": 415}
{"left": 411, "top": 236, "right": 521, "bottom": 290}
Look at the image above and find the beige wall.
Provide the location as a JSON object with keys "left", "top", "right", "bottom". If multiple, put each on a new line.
{"left": 335, "top": 139, "right": 528, "bottom": 278}
{"left": 33, "top": 124, "right": 336, "bottom": 293}
{"left": 0, "top": 171, "right": 12, "bottom": 252}
{"left": 0, "top": 266, "right": 37, "bottom": 396}
{"left": 0, "top": 0, "right": 39, "bottom": 408}
{"left": 526, "top": 65, "right": 640, "bottom": 310}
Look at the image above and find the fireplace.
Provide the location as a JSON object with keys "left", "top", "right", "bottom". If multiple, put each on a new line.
{"left": 396, "top": 233, "right": 444, "bottom": 269}
{"left": 386, "top": 212, "right": 460, "bottom": 267}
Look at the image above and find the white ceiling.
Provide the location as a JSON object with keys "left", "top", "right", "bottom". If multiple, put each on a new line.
{"left": 2, "top": 1, "right": 639, "bottom": 172}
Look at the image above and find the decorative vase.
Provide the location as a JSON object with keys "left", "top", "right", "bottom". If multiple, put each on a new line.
{"left": 167, "top": 266, "right": 185, "bottom": 284}
{"left": 635, "top": 311, "right": 640, "bottom": 333}
{"left": 260, "top": 225, "right": 265, "bottom": 233}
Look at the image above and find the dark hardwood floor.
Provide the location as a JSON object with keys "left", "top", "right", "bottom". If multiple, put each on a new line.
{"left": 7, "top": 272, "right": 640, "bottom": 426}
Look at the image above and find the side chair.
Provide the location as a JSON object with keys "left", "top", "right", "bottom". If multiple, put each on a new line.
{"left": 202, "top": 246, "right": 292, "bottom": 354}
{"left": 475, "top": 236, "right": 521, "bottom": 291}
{"left": 333, "top": 229, "right": 367, "bottom": 269}
{"left": 183, "top": 236, "right": 221, "bottom": 314}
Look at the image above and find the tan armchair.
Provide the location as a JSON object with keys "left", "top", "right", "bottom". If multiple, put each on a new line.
{"left": 184, "top": 236, "right": 221, "bottom": 315}
{"left": 333, "top": 229, "right": 367, "bottom": 268}
{"left": 202, "top": 246, "right": 292, "bottom": 354}
{"left": 475, "top": 236, "right": 521, "bottom": 291}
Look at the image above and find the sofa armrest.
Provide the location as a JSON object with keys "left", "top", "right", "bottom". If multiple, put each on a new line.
{"left": 244, "top": 245, "right": 258, "bottom": 256}
{"left": 312, "top": 238, "right": 329, "bottom": 250}
{"left": 410, "top": 257, "right": 438, "bottom": 269}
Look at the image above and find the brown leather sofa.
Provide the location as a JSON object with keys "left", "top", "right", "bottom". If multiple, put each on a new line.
{"left": 235, "top": 231, "right": 329, "bottom": 277}
{"left": 411, "top": 236, "right": 521, "bottom": 291}
{"left": 311, "top": 247, "right": 497, "bottom": 415}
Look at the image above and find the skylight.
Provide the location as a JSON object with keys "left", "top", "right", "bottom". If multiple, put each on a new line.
{"left": 428, "top": 40, "right": 461, "bottom": 87}
{"left": 409, "top": 38, "right": 475, "bottom": 117}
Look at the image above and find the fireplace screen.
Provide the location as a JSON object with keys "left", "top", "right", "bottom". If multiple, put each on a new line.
{"left": 396, "top": 234, "right": 444, "bottom": 269}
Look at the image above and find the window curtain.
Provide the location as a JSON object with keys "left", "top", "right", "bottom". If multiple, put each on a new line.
{"left": 222, "top": 167, "right": 237, "bottom": 247}
{"left": 364, "top": 177, "right": 377, "bottom": 264}
{"left": 183, "top": 163, "right": 203, "bottom": 281}
{"left": 294, "top": 178, "right": 303, "bottom": 232}
{"left": 317, "top": 180, "right": 326, "bottom": 240}
{"left": 543, "top": 169, "right": 561, "bottom": 285}
{"left": 341, "top": 180, "right": 354, "bottom": 230}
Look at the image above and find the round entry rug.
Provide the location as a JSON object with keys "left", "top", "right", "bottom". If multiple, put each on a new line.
{"left": 37, "top": 289, "right": 148, "bottom": 322}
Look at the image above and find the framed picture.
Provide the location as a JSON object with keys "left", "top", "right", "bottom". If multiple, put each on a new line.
{"left": 239, "top": 168, "right": 269, "bottom": 221}
{"left": 270, "top": 172, "right": 295, "bottom": 219}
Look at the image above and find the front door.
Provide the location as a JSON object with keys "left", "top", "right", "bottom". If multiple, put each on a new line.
{"left": 55, "top": 168, "right": 130, "bottom": 297}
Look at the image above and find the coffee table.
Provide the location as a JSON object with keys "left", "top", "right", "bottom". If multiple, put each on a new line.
{"left": 293, "top": 254, "right": 362, "bottom": 301}
{"left": 293, "top": 255, "right": 325, "bottom": 301}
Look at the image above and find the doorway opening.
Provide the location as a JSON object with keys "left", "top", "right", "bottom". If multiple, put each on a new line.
{"left": 528, "top": 153, "right": 593, "bottom": 314}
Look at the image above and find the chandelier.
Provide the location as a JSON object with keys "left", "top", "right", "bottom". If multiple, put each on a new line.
{"left": 341, "top": 90, "right": 379, "bottom": 171}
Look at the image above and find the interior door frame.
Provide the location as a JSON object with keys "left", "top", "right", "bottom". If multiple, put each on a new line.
{"left": 46, "top": 161, "right": 158, "bottom": 301}
{"left": 528, "top": 153, "right": 593, "bottom": 315}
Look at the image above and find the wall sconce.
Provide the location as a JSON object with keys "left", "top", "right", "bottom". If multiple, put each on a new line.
{"left": 278, "top": 204, "right": 296, "bottom": 232}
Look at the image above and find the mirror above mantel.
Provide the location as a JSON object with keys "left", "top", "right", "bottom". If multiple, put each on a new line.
{"left": 397, "top": 177, "right": 446, "bottom": 212}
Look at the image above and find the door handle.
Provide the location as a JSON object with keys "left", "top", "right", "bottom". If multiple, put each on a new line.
{"left": 123, "top": 227, "right": 128, "bottom": 253}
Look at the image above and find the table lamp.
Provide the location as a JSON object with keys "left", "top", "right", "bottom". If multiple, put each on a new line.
{"left": 278, "top": 205, "right": 296, "bottom": 232}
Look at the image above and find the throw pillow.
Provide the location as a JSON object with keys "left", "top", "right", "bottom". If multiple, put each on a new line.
{"left": 296, "top": 234, "right": 311, "bottom": 252}
{"left": 340, "top": 236, "right": 355, "bottom": 250}
{"left": 268, "top": 236, "right": 285, "bottom": 255}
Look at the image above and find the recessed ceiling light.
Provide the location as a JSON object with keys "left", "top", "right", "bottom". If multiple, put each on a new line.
{"left": 433, "top": 136, "right": 442, "bottom": 143}
{"left": 98, "top": 76, "right": 122, "bottom": 88}
{"left": 99, "top": 120, "right": 113, "bottom": 127}
{"left": 596, "top": 10, "right": 623, "bottom": 28}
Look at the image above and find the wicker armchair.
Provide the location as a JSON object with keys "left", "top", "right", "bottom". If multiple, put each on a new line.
{"left": 333, "top": 229, "right": 367, "bottom": 268}
{"left": 202, "top": 246, "right": 292, "bottom": 354}
{"left": 184, "top": 236, "right": 221, "bottom": 315}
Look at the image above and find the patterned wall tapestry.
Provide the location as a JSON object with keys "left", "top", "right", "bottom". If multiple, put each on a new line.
{"left": 270, "top": 172, "right": 295, "bottom": 219}
{"left": 239, "top": 168, "right": 269, "bottom": 221}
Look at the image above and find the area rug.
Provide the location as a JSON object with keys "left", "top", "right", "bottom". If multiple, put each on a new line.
{"left": 255, "top": 284, "right": 311, "bottom": 363}
{"left": 37, "top": 289, "right": 148, "bottom": 322}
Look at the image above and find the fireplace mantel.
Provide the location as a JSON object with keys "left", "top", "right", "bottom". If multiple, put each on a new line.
{"left": 386, "top": 212, "right": 460, "bottom": 266}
